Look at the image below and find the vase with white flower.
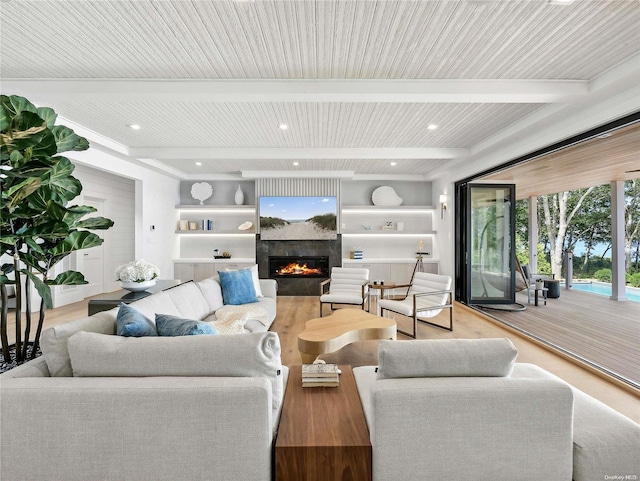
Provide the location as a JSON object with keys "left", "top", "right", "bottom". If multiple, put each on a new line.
{"left": 115, "top": 260, "right": 160, "bottom": 292}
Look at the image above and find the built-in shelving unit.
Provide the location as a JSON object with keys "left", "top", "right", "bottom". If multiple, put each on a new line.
{"left": 174, "top": 182, "right": 257, "bottom": 281}
{"left": 340, "top": 202, "right": 439, "bottom": 287}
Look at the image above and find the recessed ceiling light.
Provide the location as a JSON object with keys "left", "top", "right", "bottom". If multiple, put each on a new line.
{"left": 293, "top": 161, "right": 299, "bottom": 166}
{"left": 390, "top": 162, "right": 397, "bottom": 166}
{"left": 129, "top": 124, "right": 141, "bottom": 130}
{"left": 195, "top": 162, "right": 202, "bottom": 166}
{"left": 547, "top": 0, "right": 574, "bottom": 5}
{"left": 427, "top": 124, "right": 438, "bottom": 130}
{"left": 279, "top": 124, "right": 289, "bottom": 130}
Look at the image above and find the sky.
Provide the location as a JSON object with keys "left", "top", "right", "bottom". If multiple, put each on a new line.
{"left": 259, "top": 196, "right": 337, "bottom": 221}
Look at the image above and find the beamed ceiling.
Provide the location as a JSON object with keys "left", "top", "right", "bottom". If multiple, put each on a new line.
{"left": 1, "top": 0, "right": 639, "bottom": 191}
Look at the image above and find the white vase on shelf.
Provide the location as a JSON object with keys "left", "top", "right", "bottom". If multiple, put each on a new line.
{"left": 234, "top": 185, "right": 244, "bottom": 205}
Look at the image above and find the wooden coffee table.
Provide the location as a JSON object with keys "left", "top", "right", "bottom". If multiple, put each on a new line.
{"left": 275, "top": 365, "right": 372, "bottom": 481}
{"left": 298, "top": 309, "right": 396, "bottom": 363}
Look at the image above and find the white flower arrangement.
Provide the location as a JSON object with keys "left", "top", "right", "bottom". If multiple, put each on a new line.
{"left": 115, "top": 259, "right": 160, "bottom": 283}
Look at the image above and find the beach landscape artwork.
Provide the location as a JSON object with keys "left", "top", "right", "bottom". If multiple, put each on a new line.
{"left": 259, "top": 196, "right": 338, "bottom": 240}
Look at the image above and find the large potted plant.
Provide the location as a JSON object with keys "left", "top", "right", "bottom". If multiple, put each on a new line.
{"left": 0, "top": 94, "right": 114, "bottom": 366}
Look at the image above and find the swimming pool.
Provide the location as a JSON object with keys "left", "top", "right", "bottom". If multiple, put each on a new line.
{"left": 566, "top": 281, "right": 640, "bottom": 303}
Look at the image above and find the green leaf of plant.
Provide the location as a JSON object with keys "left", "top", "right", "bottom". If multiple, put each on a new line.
{"left": 18, "top": 253, "right": 47, "bottom": 275}
{"left": 23, "top": 220, "right": 70, "bottom": 238}
{"left": 6, "top": 177, "right": 42, "bottom": 209}
{"left": 1, "top": 94, "right": 37, "bottom": 132}
{"left": 1, "top": 263, "right": 15, "bottom": 275}
{"left": 36, "top": 107, "right": 57, "bottom": 129}
{"left": 47, "top": 270, "right": 87, "bottom": 286}
{"left": 24, "top": 237, "right": 45, "bottom": 255}
{"left": 74, "top": 136, "right": 89, "bottom": 151}
{"left": 21, "top": 269, "right": 52, "bottom": 309}
{"left": 2, "top": 112, "right": 48, "bottom": 151}
{"left": 75, "top": 216, "right": 115, "bottom": 230}
{"left": 31, "top": 129, "right": 57, "bottom": 158}
{"left": 61, "top": 205, "right": 96, "bottom": 226}
{"left": 44, "top": 200, "right": 68, "bottom": 222}
{"left": 0, "top": 236, "right": 19, "bottom": 246}
{"left": 1, "top": 95, "right": 38, "bottom": 119}
{"left": 52, "top": 125, "right": 87, "bottom": 153}
{"left": 50, "top": 231, "right": 104, "bottom": 256}
{"left": 40, "top": 157, "right": 82, "bottom": 203}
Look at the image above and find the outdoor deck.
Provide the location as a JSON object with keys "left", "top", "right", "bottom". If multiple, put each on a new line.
{"left": 474, "top": 287, "right": 640, "bottom": 390}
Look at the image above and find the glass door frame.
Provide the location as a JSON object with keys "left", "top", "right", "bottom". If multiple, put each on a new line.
{"left": 455, "top": 182, "right": 516, "bottom": 305}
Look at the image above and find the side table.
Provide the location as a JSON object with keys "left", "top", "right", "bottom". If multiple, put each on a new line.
{"left": 368, "top": 283, "right": 409, "bottom": 315}
{"left": 530, "top": 287, "right": 548, "bottom": 306}
{"left": 87, "top": 279, "right": 181, "bottom": 315}
{"left": 275, "top": 365, "right": 372, "bottom": 481}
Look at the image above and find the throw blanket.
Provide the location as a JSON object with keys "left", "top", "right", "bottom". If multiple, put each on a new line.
{"left": 213, "top": 305, "right": 269, "bottom": 335}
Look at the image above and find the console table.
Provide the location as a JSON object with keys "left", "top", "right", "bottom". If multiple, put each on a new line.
{"left": 87, "top": 279, "right": 181, "bottom": 315}
{"left": 275, "top": 365, "right": 372, "bottom": 481}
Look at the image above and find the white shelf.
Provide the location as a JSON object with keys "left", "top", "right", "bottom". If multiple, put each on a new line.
{"left": 342, "top": 258, "right": 439, "bottom": 264}
{"left": 176, "top": 230, "right": 255, "bottom": 235}
{"left": 342, "top": 231, "right": 436, "bottom": 236}
{"left": 342, "top": 205, "right": 435, "bottom": 212}
{"left": 173, "top": 258, "right": 256, "bottom": 264}
{"left": 176, "top": 204, "right": 256, "bottom": 210}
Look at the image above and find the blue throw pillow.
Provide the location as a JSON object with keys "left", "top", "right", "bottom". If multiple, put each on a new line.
{"left": 116, "top": 303, "right": 158, "bottom": 337}
{"left": 155, "top": 314, "right": 217, "bottom": 336}
{"left": 217, "top": 268, "right": 258, "bottom": 305}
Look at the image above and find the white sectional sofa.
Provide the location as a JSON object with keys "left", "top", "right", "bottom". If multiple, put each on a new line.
{"left": 0, "top": 278, "right": 285, "bottom": 481}
{"left": 354, "top": 339, "right": 640, "bottom": 481}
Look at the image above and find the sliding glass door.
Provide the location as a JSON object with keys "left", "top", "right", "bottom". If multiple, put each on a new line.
{"left": 456, "top": 183, "right": 516, "bottom": 305}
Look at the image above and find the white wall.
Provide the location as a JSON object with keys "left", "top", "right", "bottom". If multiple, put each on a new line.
{"left": 68, "top": 148, "right": 180, "bottom": 283}
{"left": 55, "top": 163, "right": 137, "bottom": 305}
{"left": 432, "top": 179, "right": 455, "bottom": 280}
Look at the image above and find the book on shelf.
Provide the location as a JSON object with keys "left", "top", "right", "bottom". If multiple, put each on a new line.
{"left": 302, "top": 363, "right": 340, "bottom": 377}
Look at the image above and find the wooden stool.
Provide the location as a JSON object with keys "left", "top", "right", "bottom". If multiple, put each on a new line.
{"left": 298, "top": 309, "right": 397, "bottom": 363}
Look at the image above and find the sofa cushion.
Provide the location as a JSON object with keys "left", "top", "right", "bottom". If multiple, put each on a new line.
{"left": 511, "top": 363, "right": 640, "bottom": 481}
{"left": 218, "top": 269, "right": 258, "bottom": 305}
{"left": 67, "top": 331, "right": 285, "bottom": 410}
{"left": 377, "top": 338, "right": 518, "bottom": 379}
{"left": 155, "top": 314, "right": 217, "bottom": 336}
{"left": 117, "top": 303, "right": 158, "bottom": 337}
{"left": 224, "top": 265, "right": 263, "bottom": 297}
{"left": 127, "top": 290, "right": 181, "bottom": 323}
{"left": 40, "top": 310, "right": 118, "bottom": 377}
{"left": 197, "top": 277, "right": 224, "bottom": 312}
{"left": 162, "top": 281, "right": 211, "bottom": 320}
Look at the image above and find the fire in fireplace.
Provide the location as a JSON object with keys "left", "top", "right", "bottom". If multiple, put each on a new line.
{"left": 269, "top": 256, "right": 329, "bottom": 278}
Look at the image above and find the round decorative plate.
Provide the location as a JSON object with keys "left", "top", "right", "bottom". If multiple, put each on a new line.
{"left": 238, "top": 221, "right": 253, "bottom": 230}
{"left": 371, "top": 186, "right": 403, "bottom": 206}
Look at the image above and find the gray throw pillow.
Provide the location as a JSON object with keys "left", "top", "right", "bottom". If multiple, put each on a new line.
{"left": 67, "top": 331, "right": 285, "bottom": 409}
{"left": 117, "top": 303, "right": 158, "bottom": 337}
{"left": 377, "top": 338, "right": 518, "bottom": 379}
{"left": 155, "top": 314, "right": 217, "bottom": 336}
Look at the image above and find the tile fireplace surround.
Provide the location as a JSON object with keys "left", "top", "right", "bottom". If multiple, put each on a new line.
{"left": 257, "top": 235, "right": 342, "bottom": 295}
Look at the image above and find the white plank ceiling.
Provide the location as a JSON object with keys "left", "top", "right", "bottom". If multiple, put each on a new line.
{"left": 1, "top": 0, "right": 639, "bottom": 184}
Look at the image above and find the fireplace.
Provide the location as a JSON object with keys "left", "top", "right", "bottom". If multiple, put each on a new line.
{"left": 269, "top": 256, "right": 329, "bottom": 279}
{"left": 257, "top": 235, "right": 341, "bottom": 296}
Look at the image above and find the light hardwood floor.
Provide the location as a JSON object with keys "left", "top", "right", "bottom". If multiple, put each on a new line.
{"left": 8, "top": 294, "right": 639, "bottom": 423}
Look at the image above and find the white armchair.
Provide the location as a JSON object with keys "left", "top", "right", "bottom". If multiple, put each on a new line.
{"left": 378, "top": 272, "right": 452, "bottom": 338}
{"left": 319, "top": 267, "right": 369, "bottom": 317}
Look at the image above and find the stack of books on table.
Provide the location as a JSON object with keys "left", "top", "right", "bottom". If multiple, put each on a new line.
{"left": 302, "top": 363, "right": 340, "bottom": 388}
